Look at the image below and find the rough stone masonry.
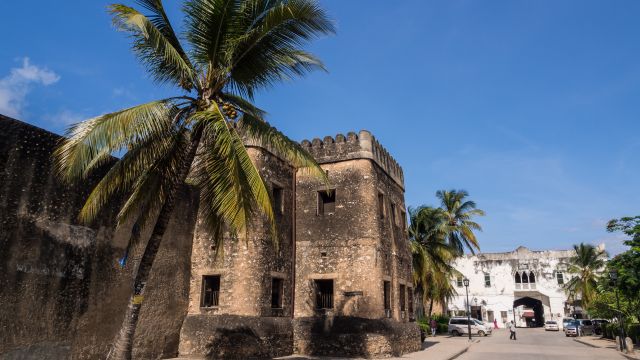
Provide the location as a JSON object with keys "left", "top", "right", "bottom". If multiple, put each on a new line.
{"left": 0, "top": 115, "right": 420, "bottom": 359}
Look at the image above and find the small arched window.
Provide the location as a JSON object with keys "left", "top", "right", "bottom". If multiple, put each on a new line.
{"left": 522, "top": 272, "right": 529, "bottom": 283}
{"left": 529, "top": 272, "right": 536, "bottom": 283}
{"left": 515, "top": 272, "right": 521, "bottom": 283}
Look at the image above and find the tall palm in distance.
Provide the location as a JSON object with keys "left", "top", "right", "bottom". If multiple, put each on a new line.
{"left": 54, "top": 1, "right": 334, "bottom": 359}
{"left": 564, "top": 243, "right": 607, "bottom": 309}
{"left": 436, "top": 189, "right": 485, "bottom": 255}
{"left": 409, "top": 206, "right": 458, "bottom": 319}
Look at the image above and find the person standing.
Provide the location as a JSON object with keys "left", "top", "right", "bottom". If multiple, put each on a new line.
{"left": 493, "top": 318, "right": 498, "bottom": 329}
{"left": 430, "top": 318, "right": 438, "bottom": 337}
{"left": 509, "top": 321, "right": 517, "bottom": 340}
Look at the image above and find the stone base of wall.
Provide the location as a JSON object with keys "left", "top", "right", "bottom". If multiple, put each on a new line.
{"left": 179, "top": 315, "right": 293, "bottom": 359}
{"left": 293, "top": 316, "right": 421, "bottom": 358}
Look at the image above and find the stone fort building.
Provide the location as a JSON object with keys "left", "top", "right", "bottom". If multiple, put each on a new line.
{"left": 0, "top": 115, "right": 420, "bottom": 359}
{"left": 447, "top": 245, "right": 600, "bottom": 329}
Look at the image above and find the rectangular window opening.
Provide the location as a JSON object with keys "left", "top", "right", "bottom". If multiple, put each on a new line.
{"left": 383, "top": 281, "right": 391, "bottom": 315}
{"left": 391, "top": 203, "right": 397, "bottom": 226}
{"left": 271, "top": 277, "right": 284, "bottom": 309}
{"left": 556, "top": 272, "right": 564, "bottom": 285}
{"left": 317, "top": 190, "right": 336, "bottom": 215}
{"left": 272, "top": 186, "right": 284, "bottom": 215}
{"left": 201, "top": 275, "right": 220, "bottom": 307}
{"left": 401, "top": 209, "right": 407, "bottom": 230}
{"left": 378, "top": 192, "right": 385, "bottom": 219}
{"left": 400, "top": 284, "right": 406, "bottom": 311}
{"left": 484, "top": 273, "right": 491, "bottom": 287}
{"left": 456, "top": 276, "right": 463, "bottom": 288}
{"left": 315, "top": 279, "right": 334, "bottom": 309}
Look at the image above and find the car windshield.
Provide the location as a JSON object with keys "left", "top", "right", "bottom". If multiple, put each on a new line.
{"left": 474, "top": 320, "right": 483, "bottom": 325}
{"left": 546, "top": 321, "right": 557, "bottom": 324}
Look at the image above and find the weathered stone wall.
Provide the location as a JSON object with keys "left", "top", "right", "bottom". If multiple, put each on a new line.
{"left": 179, "top": 146, "right": 295, "bottom": 358}
{"left": 293, "top": 130, "right": 419, "bottom": 357}
{"left": 0, "top": 116, "right": 197, "bottom": 359}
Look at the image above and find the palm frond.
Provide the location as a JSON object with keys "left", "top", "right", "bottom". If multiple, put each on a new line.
{"left": 54, "top": 99, "right": 181, "bottom": 182}
{"left": 191, "top": 109, "right": 276, "bottom": 246}
{"left": 110, "top": 4, "right": 196, "bottom": 90}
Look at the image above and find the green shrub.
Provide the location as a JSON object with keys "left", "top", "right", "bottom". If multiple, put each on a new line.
{"left": 438, "top": 323, "right": 449, "bottom": 334}
{"left": 625, "top": 323, "right": 640, "bottom": 344}
{"left": 433, "top": 313, "right": 450, "bottom": 325}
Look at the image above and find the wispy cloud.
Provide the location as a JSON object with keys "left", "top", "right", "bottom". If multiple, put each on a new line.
{"left": 0, "top": 57, "right": 60, "bottom": 118}
{"left": 44, "top": 109, "right": 86, "bottom": 126}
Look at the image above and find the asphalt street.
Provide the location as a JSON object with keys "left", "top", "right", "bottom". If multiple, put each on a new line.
{"left": 457, "top": 328, "right": 626, "bottom": 360}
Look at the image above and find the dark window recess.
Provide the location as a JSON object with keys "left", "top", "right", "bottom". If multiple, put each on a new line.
{"left": 201, "top": 275, "right": 220, "bottom": 307}
{"left": 391, "top": 203, "right": 397, "bottom": 225}
{"left": 271, "top": 278, "right": 284, "bottom": 309}
{"left": 484, "top": 273, "right": 491, "bottom": 287}
{"left": 407, "top": 287, "right": 414, "bottom": 314}
{"left": 383, "top": 281, "right": 391, "bottom": 313}
{"left": 456, "top": 276, "right": 463, "bottom": 288}
{"left": 378, "top": 192, "right": 385, "bottom": 219}
{"left": 315, "top": 279, "right": 334, "bottom": 309}
{"left": 272, "top": 186, "right": 283, "bottom": 215}
{"left": 317, "top": 190, "right": 336, "bottom": 215}
{"left": 401, "top": 210, "right": 407, "bottom": 230}
{"left": 400, "top": 284, "right": 406, "bottom": 311}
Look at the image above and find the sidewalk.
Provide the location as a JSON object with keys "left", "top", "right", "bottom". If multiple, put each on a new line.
{"left": 389, "top": 335, "right": 480, "bottom": 360}
{"left": 573, "top": 336, "right": 639, "bottom": 360}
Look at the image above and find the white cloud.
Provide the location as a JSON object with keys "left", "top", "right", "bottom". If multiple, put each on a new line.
{"left": 44, "top": 109, "right": 85, "bottom": 126}
{"left": 0, "top": 57, "right": 60, "bottom": 118}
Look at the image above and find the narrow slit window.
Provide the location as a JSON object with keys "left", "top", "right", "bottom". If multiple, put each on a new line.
{"left": 383, "top": 281, "right": 391, "bottom": 315}
{"left": 401, "top": 209, "right": 407, "bottom": 230}
{"left": 272, "top": 186, "right": 283, "bottom": 215}
{"left": 391, "top": 203, "right": 397, "bottom": 226}
{"left": 271, "top": 277, "right": 284, "bottom": 309}
{"left": 315, "top": 279, "right": 334, "bottom": 309}
{"left": 400, "top": 284, "right": 406, "bottom": 311}
{"left": 201, "top": 275, "right": 220, "bottom": 307}
{"left": 317, "top": 190, "right": 336, "bottom": 215}
{"left": 378, "top": 192, "right": 385, "bottom": 219}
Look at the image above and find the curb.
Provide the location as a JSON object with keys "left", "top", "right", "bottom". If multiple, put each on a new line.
{"left": 574, "top": 338, "right": 599, "bottom": 348}
{"left": 574, "top": 338, "right": 639, "bottom": 360}
{"left": 447, "top": 339, "right": 480, "bottom": 360}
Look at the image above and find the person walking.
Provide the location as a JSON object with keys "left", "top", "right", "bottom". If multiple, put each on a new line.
{"left": 509, "top": 321, "right": 517, "bottom": 340}
{"left": 493, "top": 319, "right": 498, "bottom": 329}
{"left": 430, "top": 318, "right": 438, "bottom": 337}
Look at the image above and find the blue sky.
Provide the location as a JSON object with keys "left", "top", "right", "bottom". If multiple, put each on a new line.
{"left": 1, "top": 1, "right": 638, "bottom": 254}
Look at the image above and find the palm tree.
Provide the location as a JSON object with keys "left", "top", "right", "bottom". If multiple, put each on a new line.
{"left": 409, "top": 206, "right": 458, "bottom": 319}
{"left": 54, "top": 1, "right": 333, "bottom": 359}
{"left": 436, "top": 189, "right": 485, "bottom": 255}
{"left": 564, "top": 243, "right": 607, "bottom": 310}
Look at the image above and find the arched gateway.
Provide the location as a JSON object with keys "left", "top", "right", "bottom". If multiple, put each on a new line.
{"left": 513, "top": 293, "right": 549, "bottom": 327}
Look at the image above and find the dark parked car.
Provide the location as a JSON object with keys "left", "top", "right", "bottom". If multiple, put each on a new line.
{"left": 592, "top": 319, "right": 609, "bottom": 335}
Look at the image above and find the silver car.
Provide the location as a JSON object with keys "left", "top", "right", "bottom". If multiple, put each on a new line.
{"left": 448, "top": 317, "right": 492, "bottom": 337}
{"left": 565, "top": 319, "right": 594, "bottom": 337}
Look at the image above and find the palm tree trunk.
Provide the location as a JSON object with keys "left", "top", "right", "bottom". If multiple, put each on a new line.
{"left": 109, "top": 128, "right": 203, "bottom": 360}
{"left": 428, "top": 297, "right": 434, "bottom": 319}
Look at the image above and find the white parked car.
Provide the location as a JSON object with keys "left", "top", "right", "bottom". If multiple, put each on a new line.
{"left": 448, "top": 317, "right": 492, "bottom": 337}
{"left": 544, "top": 320, "right": 560, "bottom": 331}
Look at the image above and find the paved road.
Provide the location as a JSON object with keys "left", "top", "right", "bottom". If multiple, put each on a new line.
{"left": 458, "top": 328, "right": 626, "bottom": 360}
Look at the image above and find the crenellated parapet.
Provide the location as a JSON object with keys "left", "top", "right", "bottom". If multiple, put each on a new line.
{"left": 300, "top": 130, "right": 404, "bottom": 188}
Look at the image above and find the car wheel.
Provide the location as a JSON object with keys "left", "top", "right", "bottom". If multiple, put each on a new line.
{"left": 478, "top": 330, "right": 486, "bottom": 337}
{"left": 451, "top": 330, "right": 460, "bottom": 337}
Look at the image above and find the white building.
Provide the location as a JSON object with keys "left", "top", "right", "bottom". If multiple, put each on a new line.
{"left": 447, "top": 246, "right": 597, "bottom": 328}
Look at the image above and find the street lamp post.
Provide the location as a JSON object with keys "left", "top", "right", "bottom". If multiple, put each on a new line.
{"left": 463, "top": 278, "right": 472, "bottom": 341}
{"left": 609, "top": 270, "right": 626, "bottom": 352}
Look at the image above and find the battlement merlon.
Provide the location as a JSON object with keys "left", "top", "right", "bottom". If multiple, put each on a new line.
{"left": 300, "top": 130, "right": 405, "bottom": 189}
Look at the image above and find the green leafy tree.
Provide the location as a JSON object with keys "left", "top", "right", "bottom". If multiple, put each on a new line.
{"left": 564, "top": 243, "right": 607, "bottom": 309}
{"left": 436, "top": 189, "right": 485, "bottom": 255}
{"left": 603, "top": 216, "right": 640, "bottom": 321}
{"left": 54, "top": 1, "right": 333, "bottom": 359}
